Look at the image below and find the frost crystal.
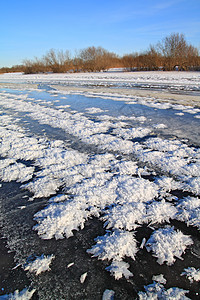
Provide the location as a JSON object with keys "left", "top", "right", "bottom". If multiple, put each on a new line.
{"left": 146, "top": 200, "right": 177, "bottom": 225}
{"left": 181, "top": 267, "right": 200, "bottom": 282}
{"left": 138, "top": 282, "right": 190, "bottom": 300}
{"left": 87, "top": 230, "right": 137, "bottom": 279}
{"left": 176, "top": 197, "right": 200, "bottom": 230}
{"left": 146, "top": 226, "right": 193, "bottom": 265}
{"left": 152, "top": 274, "right": 167, "bottom": 284}
{"left": 0, "top": 288, "right": 36, "bottom": 299}
{"left": 102, "top": 202, "right": 146, "bottom": 230}
{"left": 24, "top": 254, "right": 55, "bottom": 275}
{"left": 102, "top": 289, "right": 115, "bottom": 300}
{"left": 0, "top": 162, "right": 34, "bottom": 183}
{"left": 80, "top": 272, "right": 87, "bottom": 283}
{"left": 106, "top": 260, "right": 133, "bottom": 280}
{"left": 87, "top": 230, "right": 138, "bottom": 261}
{"left": 33, "top": 199, "right": 90, "bottom": 239}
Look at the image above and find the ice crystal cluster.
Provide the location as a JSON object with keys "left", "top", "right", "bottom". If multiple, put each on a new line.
{"left": 0, "top": 71, "right": 200, "bottom": 298}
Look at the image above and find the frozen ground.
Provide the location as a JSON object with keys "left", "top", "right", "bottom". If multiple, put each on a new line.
{"left": 0, "top": 71, "right": 200, "bottom": 299}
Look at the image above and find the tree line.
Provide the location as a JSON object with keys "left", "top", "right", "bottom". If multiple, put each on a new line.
{"left": 0, "top": 33, "right": 199, "bottom": 74}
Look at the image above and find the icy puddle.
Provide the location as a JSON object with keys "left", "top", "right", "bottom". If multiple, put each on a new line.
{"left": 0, "top": 86, "right": 200, "bottom": 299}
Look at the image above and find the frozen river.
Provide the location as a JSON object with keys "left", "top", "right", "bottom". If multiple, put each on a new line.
{"left": 0, "top": 72, "right": 200, "bottom": 299}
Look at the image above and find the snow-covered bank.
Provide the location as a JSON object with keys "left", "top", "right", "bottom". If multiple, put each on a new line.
{"left": 0, "top": 71, "right": 200, "bottom": 89}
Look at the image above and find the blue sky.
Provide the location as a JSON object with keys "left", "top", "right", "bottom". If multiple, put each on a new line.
{"left": 0, "top": 0, "right": 200, "bottom": 67}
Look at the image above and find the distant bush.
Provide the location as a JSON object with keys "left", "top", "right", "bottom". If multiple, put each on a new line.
{"left": 1, "top": 33, "right": 199, "bottom": 74}
{"left": 122, "top": 33, "right": 200, "bottom": 71}
{"left": 0, "top": 65, "right": 25, "bottom": 74}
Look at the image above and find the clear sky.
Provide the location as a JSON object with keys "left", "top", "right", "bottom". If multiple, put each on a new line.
{"left": 1, "top": 0, "right": 200, "bottom": 67}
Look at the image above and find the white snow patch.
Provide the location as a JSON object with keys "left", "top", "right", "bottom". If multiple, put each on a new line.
{"left": 152, "top": 274, "right": 167, "bottom": 284}
{"left": 176, "top": 197, "right": 200, "bottom": 230}
{"left": 102, "top": 289, "right": 115, "bottom": 300}
{"left": 153, "top": 123, "right": 167, "bottom": 129}
{"left": 0, "top": 162, "right": 34, "bottom": 183}
{"left": 0, "top": 288, "right": 36, "bottom": 299}
{"left": 24, "top": 254, "right": 55, "bottom": 275}
{"left": 175, "top": 112, "right": 184, "bottom": 116}
{"left": 146, "top": 200, "right": 177, "bottom": 225}
{"left": 181, "top": 267, "right": 200, "bottom": 282}
{"left": 22, "top": 176, "right": 62, "bottom": 199}
{"left": 138, "top": 282, "right": 190, "bottom": 300}
{"left": 67, "top": 262, "right": 74, "bottom": 268}
{"left": 112, "top": 127, "right": 151, "bottom": 140}
{"left": 146, "top": 226, "right": 193, "bottom": 265}
{"left": 33, "top": 198, "right": 91, "bottom": 239}
{"left": 85, "top": 107, "right": 106, "bottom": 114}
{"left": 87, "top": 230, "right": 137, "bottom": 278}
{"left": 106, "top": 260, "right": 133, "bottom": 280}
{"left": 80, "top": 272, "right": 87, "bottom": 283}
{"left": 102, "top": 202, "right": 147, "bottom": 231}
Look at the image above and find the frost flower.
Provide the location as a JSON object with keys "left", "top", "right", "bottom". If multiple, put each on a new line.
{"left": 138, "top": 282, "right": 190, "bottom": 300}
{"left": 181, "top": 267, "right": 200, "bottom": 283}
{"left": 24, "top": 254, "right": 55, "bottom": 275}
{"left": 106, "top": 260, "right": 133, "bottom": 280}
{"left": 87, "top": 230, "right": 138, "bottom": 261}
{"left": 145, "top": 226, "right": 193, "bottom": 265}
{"left": 87, "top": 230, "right": 137, "bottom": 279}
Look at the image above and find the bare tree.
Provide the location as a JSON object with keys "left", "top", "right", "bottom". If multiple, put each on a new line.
{"left": 44, "top": 49, "right": 72, "bottom": 73}
{"left": 77, "top": 46, "right": 118, "bottom": 72}
{"left": 157, "top": 33, "right": 199, "bottom": 70}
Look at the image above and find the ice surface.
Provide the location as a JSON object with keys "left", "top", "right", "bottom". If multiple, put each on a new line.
{"left": 0, "top": 72, "right": 200, "bottom": 298}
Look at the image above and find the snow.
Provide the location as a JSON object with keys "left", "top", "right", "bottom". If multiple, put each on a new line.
{"left": 181, "top": 267, "right": 200, "bottom": 282}
{"left": 34, "top": 198, "right": 91, "bottom": 239}
{"left": 80, "top": 272, "right": 88, "bottom": 283}
{"left": 112, "top": 127, "right": 151, "bottom": 139}
{"left": 106, "top": 261, "right": 133, "bottom": 280}
{"left": 0, "top": 162, "right": 34, "bottom": 183}
{"left": 102, "top": 202, "right": 147, "bottom": 231}
{"left": 24, "top": 254, "right": 55, "bottom": 275}
{"left": 152, "top": 274, "right": 167, "bottom": 284}
{"left": 1, "top": 71, "right": 200, "bottom": 93}
{"left": 138, "top": 282, "right": 190, "bottom": 300}
{"left": 0, "top": 288, "right": 36, "bottom": 300}
{"left": 102, "top": 289, "right": 115, "bottom": 300}
{"left": 176, "top": 197, "right": 200, "bottom": 230}
{"left": 85, "top": 107, "right": 107, "bottom": 114}
{"left": 145, "top": 200, "right": 177, "bottom": 225}
{"left": 0, "top": 71, "right": 200, "bottom": 297}
{"left": 146, "top": 226, "right": 193, "bottom": 265}
{"left": 87, "top": 230, "right": 137, "bottom": 279}
{"left": 67, "top": 262, "right": 74, "bottom": 268}
{"left": 87, "top": 230, "right": 138, "bottom": 262}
